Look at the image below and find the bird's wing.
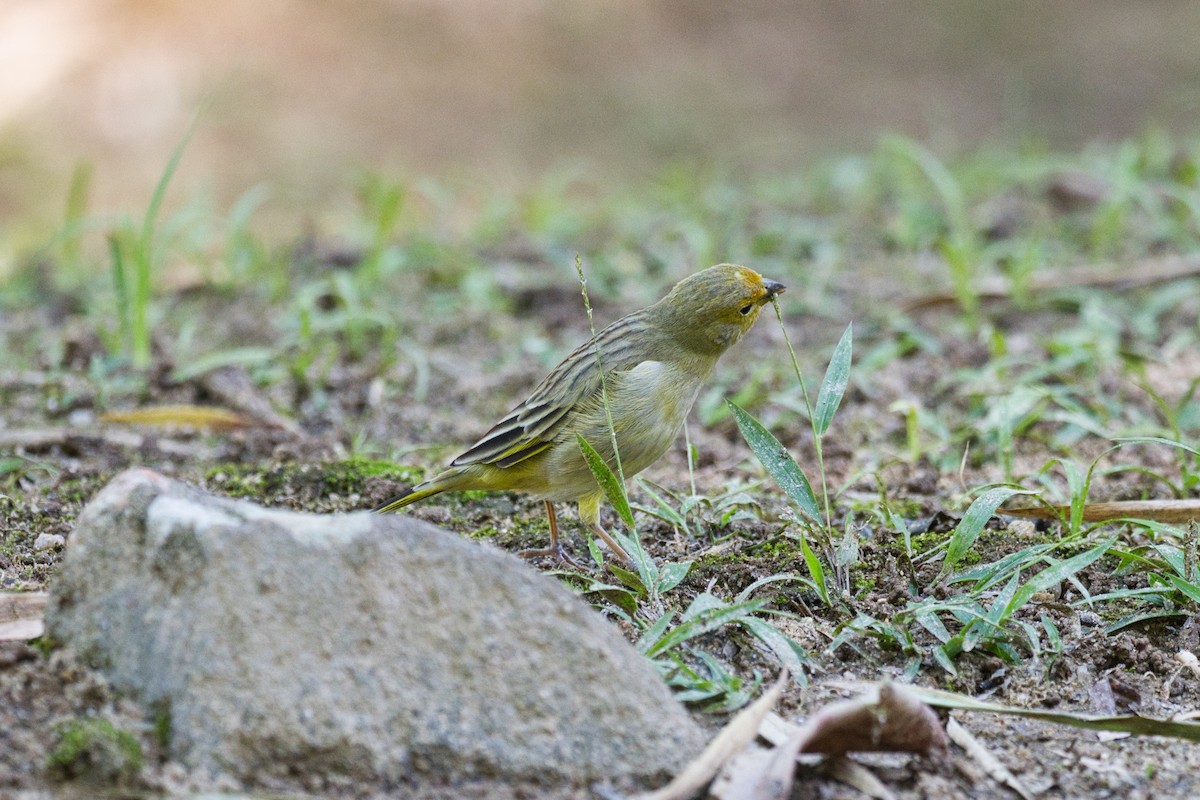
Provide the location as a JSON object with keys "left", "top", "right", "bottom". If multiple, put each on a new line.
{"left": 450, "top": 313, "right": 654, "bottom": 468}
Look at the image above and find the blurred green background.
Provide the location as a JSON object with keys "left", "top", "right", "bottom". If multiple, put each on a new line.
{"left": 2, "top": 0, "right": 1198, "bottom": 229}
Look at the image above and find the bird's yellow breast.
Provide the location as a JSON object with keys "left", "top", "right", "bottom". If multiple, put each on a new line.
{"left": 523, "top": 356, "right": 715, "bottom": 502}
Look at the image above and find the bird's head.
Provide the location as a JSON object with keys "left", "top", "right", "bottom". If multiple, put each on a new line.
{"left": 651, "top": 264, "right": 785, "bottom": 355}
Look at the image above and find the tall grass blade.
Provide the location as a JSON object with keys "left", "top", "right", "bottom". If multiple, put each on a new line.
{"left": 907, "top": 685, "right": 1200, "bottom": 742}
{"left": 108, "top": 233, "right": 130, "bottom": 354}
{"left": 140, "top": 112, "right": 201, "bottom": 247}
{"left": 128, "top": 111, "right": 202, "bottom": 369}
{"left": 1115, "top": 436, "right": 1200, "bottom": 459}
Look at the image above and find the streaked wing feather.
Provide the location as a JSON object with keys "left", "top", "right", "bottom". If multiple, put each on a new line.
{"left": 450, "top": 413, "right": 524, "bottom": 465}
{"left": 494, "top": 441, "right": 553, "bottom": 467}
{"left": 449, "top": 311, "right": 654, "bottom": 468}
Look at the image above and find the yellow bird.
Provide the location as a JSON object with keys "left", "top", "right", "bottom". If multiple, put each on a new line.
{"left": 376, "top": 264, "right": 785, "bottom": 564}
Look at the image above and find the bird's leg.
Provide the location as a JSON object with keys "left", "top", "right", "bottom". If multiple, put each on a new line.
{"left": 577, "top": 493, "right": 634, "bottom": 566}
{"left": 586, "top": 521, "right": 634, "bottom": 567}
{"left": 518, "top": 500, "right": 585, "bottom": 569}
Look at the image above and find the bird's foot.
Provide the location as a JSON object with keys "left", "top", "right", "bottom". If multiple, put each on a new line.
{"left": 517, "top": 543, "right": 587, "bottom": 570}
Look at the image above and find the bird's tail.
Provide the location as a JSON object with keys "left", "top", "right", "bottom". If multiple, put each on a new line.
{"left": 374, "top": 481, "right": 444, "bottom": 514}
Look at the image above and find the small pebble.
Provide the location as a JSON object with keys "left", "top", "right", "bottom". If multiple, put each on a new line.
{"left": 67, "top": 409, "right": 95, "bottom": 426}
{"left": 34, "top": 533, "right": 66, "bottom": 550}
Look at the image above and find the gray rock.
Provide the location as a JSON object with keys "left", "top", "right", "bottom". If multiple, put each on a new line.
{"left": 47, "top": 468, "right": 701, "bottom": 788}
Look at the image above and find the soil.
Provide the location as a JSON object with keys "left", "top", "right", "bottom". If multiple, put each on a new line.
{"left": 2, "top": 253, "right": 1199, "bottom": 798}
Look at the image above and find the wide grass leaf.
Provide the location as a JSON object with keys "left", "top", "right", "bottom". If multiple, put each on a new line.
{"left": 656, "top": 560, "right": 693, "bottom": 594}
{"left": 941, "top": 486, "right": 1030, "bottom": 577}
{"left": 737, "top": 616, "right": 811, "bottom": 684}
{"left": 1004, "top": 536, "right": 1117, "bottom": 616}
{"left": 813, "top": 323, "right": 852, "bottom": 436}
{"left": 644, "top": 595, "right": 771, "bottom": 658}
{"left": 727, "top": 401, "right": 821, "bottom": 523}
{"left": 577, "top": 434, "right": 634, "bottom": 529}
{"left": 798, "top": 533, "right": 830, "bottom": 605}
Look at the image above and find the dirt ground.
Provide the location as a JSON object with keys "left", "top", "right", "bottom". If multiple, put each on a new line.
{"left": 2, "top": 240, "right": 1199, "bottom": 798}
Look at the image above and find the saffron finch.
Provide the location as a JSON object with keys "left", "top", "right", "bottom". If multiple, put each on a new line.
{"left": 376, "top": 263, "right": 785, "bottom": 564}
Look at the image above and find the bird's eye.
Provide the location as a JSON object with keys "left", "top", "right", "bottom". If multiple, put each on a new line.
{"left": 739, "top": 303, "right": 754, "bottom": 316}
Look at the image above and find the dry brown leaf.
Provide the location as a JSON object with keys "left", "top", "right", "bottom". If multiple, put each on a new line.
{"left": 823, "top": 757, "right": 896, "bottom": 800}
{"left": 712, "top": 749, "right": 895, "bottom": 800}
{"left": 708, "top": 745, "right": 775, "bottom": 800}
{"left": 779, "top": 682, "right": 946, "bottom": 757}
{"left": 634, "top": 671, "right": 788, "bottom": 800}
{"left": 101, "top": 404, "right": 255, "bottom": 431}
{"left": 946, "top": 717, "right": 1033, "bottom": 800}
{"left": 755, "top": 720, "right": 809, "bottom": 800}
{"left": 750, "top": 687, "right": 933, "bottom": 800}
{"left": 756, "top": 711, "right": 797, "bottom": 747}
{"left": 1004, "top": 499, "right": 1200, "bottom": 524}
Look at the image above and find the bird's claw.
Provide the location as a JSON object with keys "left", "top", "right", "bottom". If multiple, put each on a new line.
{"left": 517, "top": 543, "right": 587, "bottom": 570}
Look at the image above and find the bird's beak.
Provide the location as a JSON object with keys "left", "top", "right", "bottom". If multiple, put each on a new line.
{"left": 762, "top": 279, "right": 786, "bottom": 301}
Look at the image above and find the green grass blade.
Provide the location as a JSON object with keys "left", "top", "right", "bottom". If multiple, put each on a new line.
{"left": 62, "top": 161, "right": 93, "bottom": 267}
{"left": 941, "top": 486, "right": 1030, "bottom": 577}
{"left": 883, "top": 136, "right": 969, "bottom": 235}
{"left": 906, "top": 685, "right": 1200, "bottom": 742}
{"left": 1105, "top": 609, "right": 1192, "bottom": 634}
{"left": 140, "top": 112, "right": 201, "bottom": 248}
{"left": 1115, "top": 436, "right": 1200, "bottom": 459}
{"left": 734, "top": 573, "right": 818, "bottom": 603}
{"left": 606, "top": 562, "right": 648, "bottom": 595}
{"left": 636, "top": 478, "right": 690, "bottom": 536}
{"left": 578, "top": 434, "right": 660, "bottom": 590}
{"left": 813, "top": 323, "right": 852, "bottom": 436}
{"left": 123, "top": 111, "right": 201, "bottom": 369}
{"left": 655, "top": 560, "right": 693, "bottom": 594}
{"left": 108, "top": 233, "right": 130, "bottom": 354}
{"left": 169, "top": 346, "right": 276, "bottom": 383}
{"left": 644, "top": 598, "right": 771, "bottom": 657}
{"left": 951, "top": 543, "right": 1060, "bottom": 590}
{"left": 737, "top": 616, "right": 811, "bottom": 684}
{"left": 680, "top": 591, "right": 726, "bottom": 621}
{"left": 577, "top": 434, "right": 634, "bottom": 529}
{"left": 727, "top": 400, "right": 821, "bottom": 523}
{"left": 963, "top": 572, "right": 1020, "bottom": 652}
{"left": 1005, "top": 536, "right": 1117, "bottom": 617}
{"left": 798, "top": 532, "right": 830, "bottom": 605}
{"left": 914, "top": 611, "right": 952, "bottom": 643}
{"left": 636, "top": 611, "right": 678, "bottom": 655}
{"left": 932, "top": 644, "right": 959, "bottom": 676}
{"left": 1164, "top": 574, "right": 1200, "bottom": 605}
